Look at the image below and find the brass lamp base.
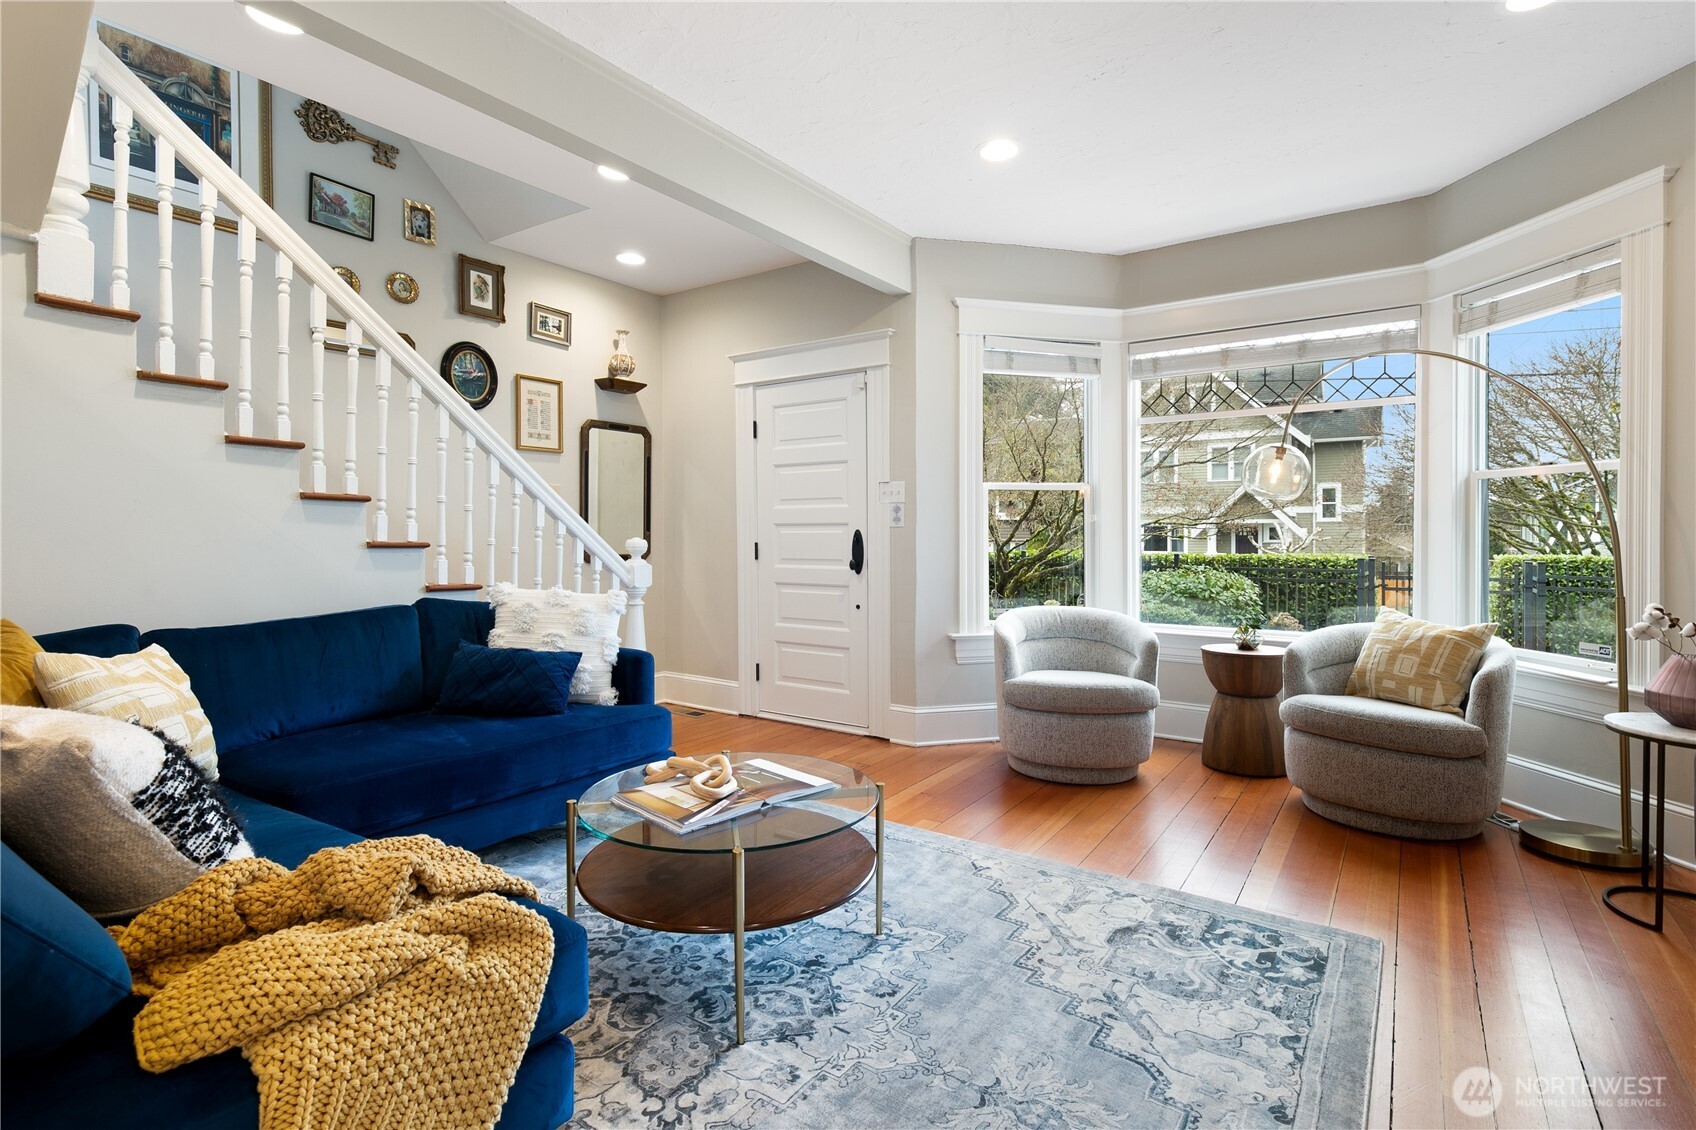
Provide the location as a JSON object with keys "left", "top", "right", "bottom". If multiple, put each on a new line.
{"left": 1519, "top": 818, "right": 1642, "bottom": 870}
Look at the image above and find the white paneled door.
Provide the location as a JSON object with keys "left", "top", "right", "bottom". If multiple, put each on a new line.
{"left": 753, "top": 372, "right": 869, "bottom": 729}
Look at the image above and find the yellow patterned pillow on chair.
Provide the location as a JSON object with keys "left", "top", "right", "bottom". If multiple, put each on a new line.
{"left": 1345, "top": 608, "right": 1496, "bottom": 716}
{"left": 1, "top": 619, "right": 44, "bottom": 706}
{"left": 33, "top": 644, "right": 219, "bottom": 778}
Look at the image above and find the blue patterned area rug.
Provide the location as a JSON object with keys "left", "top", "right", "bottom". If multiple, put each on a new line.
{"left": 484, "top": 823, "right": 1380, "bottom": 1129}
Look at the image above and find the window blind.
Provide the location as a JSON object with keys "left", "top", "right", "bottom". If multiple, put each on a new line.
{"left": 1128, "top": 308, "right": 1420, "bottom": 380}
{"left": 983, "top": 336, "right": 1101, "bottom": 379}
{"left": 1456, "top": 244, "right": 1621, "bottom": 335}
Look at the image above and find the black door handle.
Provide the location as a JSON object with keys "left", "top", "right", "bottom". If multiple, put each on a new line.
{"left": 849, "top": 529, "right": 864, "bottom": 575}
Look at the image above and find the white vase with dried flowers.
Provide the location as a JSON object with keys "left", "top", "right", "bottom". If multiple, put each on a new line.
{"left": 1628, "top": 603, "right": 1696, "bottom": 730}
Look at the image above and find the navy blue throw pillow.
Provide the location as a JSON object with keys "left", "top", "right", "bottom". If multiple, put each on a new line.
{"left": 435, "top": 643, "right": 580, "bottom": 716}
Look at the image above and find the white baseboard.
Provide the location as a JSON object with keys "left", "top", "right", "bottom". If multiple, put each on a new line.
{"left": 1505, "top": 754, "right": 1694, "bottom": 871}
{"left": 886, "top": 702, "right": 1000, "bottom": 746}
{"left": 655, "top": 672, "right": 740, "bottom": 715}
{"left": 1153, "top": 701, "right": 1209, "bottom": 744}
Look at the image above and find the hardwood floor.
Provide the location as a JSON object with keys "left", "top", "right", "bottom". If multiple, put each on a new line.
{"left": 666, "top": 707, "right": 1696, "bottom": 1129}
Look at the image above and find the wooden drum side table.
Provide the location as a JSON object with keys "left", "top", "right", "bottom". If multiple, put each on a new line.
{"left": 1200, "top": 643, "right": 1286, "bottom": 777}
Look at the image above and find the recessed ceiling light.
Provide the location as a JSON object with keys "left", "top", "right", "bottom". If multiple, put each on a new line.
{"left": 1504, "top": 0, "right": 1555, "bottom": 11}
{"left": 244, "top": 5, "right": 303, "bottom": 34}
{"left": 596, "top": 165, "right": 629, "bottom": 182}
{"left": 978, "top": 138, "right": 1019, "bottom": 163}
{"left": 615, "top": 251, "right": 646, "bottom": 266}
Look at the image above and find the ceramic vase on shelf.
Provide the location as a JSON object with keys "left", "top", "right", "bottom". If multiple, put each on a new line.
{"left": 1644, "top": 654, "right": 1696, "bottom": 730}
{"left": 607, "top": 330, "right": 636, "bottom": 380}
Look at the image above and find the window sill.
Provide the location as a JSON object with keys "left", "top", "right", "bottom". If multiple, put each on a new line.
{"left": 950, "top": 633, "right": 995, "bottom": 664}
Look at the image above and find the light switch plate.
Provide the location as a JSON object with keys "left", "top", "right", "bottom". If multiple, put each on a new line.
{"left": 879, "top": 480, "right": 906, "bottom": 503}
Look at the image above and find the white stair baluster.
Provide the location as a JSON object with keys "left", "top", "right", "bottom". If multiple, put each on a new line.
{"left": 197, "top": 179, "right": 217, "bottom": 382}
{"left": 273, "top": 253, "right": 292, "bottom": 440}
{"left": 154, "top": 138, "right": 176, "bottom": 373}
{"left": 573, "top": 539, "right": 584, "bottom": 592}
{"left": 405, "top": 378, "right": 420, "bottom": 542}
{"left": 592, "top": 557, "right": 603, "bottom": 594}
{"left": 434, "top": 405, "right": 450, "bottom": 584}
{"left": 487, "top": 456, "right": 500, "bottom": 586}
{"left": 533, "top": 498, "right": 545, "bottom": 589}
{"left": 554, "top": 519, "right": 566, "bottom": 588}
{"left": 234, "top": 218, "right": 255, "bottom": 436}
{"left": 110, "top": 99, "right": 132, "bottom": 309}
{"left": 308, "top": 286, "right": 327, "bottom": 491}
{"left": 372, "top": 349, "right": 391, "bottom": 541}
{"left": 510, "top": 478, "right": 522, "bottom": 585}
{"left": 462, "top": 432, "right": 478, "bottom": 584}
{"left": 37, "top": 51, "right": 94, "bottom": 301}
{"left": 343, "top": 321, "right": 361, "bottom": 494}
{"left": 623, "top": 539, "right": 651, "bottom": 650}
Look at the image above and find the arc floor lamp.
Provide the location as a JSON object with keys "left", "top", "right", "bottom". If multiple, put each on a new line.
{"left": 1241, "top": 347, "right": 1638, "bottom": 869}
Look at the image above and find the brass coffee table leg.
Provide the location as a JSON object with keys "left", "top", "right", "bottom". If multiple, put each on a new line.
{"left": 732, "top": 841, "right": 746, "bottom": 1045}
{"left": 875, "top": 781, "right": 885, "bottom": 936}
{"left": 565, "top": 799, "right": 577, "bottom": 919}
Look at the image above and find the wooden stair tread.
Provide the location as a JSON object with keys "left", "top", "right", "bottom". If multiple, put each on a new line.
{"left": 137, "top": 370, "right": 229, "bottom": 390}
{"left": 34, "top": 292, "right": 142, "bottom": 322}
{"left": 368, "top": 540, "right": 431, "bottom": 549}
{"left": 226, "top": 435, "right": 306, "bottom": 450}
{"left": 299, "top": 491, "right": 372, "bottom": 503}
{"left": 424, "top": 583, "right": 483, "bottom": 592}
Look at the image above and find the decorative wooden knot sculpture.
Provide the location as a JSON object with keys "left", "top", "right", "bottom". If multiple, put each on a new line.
{"left": 643, "top": 752, "right": 738, "bottom": 799}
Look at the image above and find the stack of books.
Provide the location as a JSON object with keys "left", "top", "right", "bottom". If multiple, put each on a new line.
{"left": 612, "top": 757, "right": 833, "bottom": 834}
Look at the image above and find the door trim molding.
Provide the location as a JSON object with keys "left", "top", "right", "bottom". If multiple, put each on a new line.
{"left": 734, "top": 331, "right": 894, "bottom": 735}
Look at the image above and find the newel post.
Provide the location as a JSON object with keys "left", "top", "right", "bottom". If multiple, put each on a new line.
{"left": 624, "top": 537, "right": 651, "bottom": 652}
{"left": 36, "top": 41, "right": 97, "bottom": 300}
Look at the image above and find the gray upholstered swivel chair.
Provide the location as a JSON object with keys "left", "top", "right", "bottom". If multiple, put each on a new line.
{"left": 993, "top": 607, "right": 1160, "bottom": 784}
{"left": 1280, "top": 623, "right": 1517, "bottom": 839}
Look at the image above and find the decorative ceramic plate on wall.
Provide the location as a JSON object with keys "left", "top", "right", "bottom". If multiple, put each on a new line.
{"left": 386, "top": 271, "right": 419, "bottom": 304}
{"left": 440, "top": 341, "right": 497, "bottom": 410}
{"left": 333, "top": 265, "right": 360, "bottom": 293}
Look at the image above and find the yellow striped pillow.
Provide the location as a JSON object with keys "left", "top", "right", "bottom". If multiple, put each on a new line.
{"left": 1345, "top": 609, "right": 1496, "bottom": 716}
{"left": 33, "top": 645, "right": 218, "bottom": 778}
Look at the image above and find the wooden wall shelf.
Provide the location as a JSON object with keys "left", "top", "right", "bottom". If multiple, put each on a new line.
{"left": 594, "top": 376, "right": 646, "bottom": 394}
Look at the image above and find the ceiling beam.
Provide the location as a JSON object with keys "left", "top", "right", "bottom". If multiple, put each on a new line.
{"left": 270, "top": 0, "right": 913, "bottom": 295}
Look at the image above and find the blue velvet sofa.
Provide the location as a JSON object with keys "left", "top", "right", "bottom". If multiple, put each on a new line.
{"left": 1, "top": 597, "right": 672, "bottom": 1129}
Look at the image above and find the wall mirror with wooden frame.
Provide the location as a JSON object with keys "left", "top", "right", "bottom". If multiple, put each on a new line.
{"left": 580, "top": 420, "right": 651, "bottom": 559}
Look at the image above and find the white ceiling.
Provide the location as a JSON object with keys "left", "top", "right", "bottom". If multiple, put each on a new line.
{"left": 517, "top": 0, "right": 1696, "bottom": 255}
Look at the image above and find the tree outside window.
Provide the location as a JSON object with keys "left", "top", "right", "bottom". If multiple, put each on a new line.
{"left": 984, "top": 371, "right": 1087, "bottom": 617}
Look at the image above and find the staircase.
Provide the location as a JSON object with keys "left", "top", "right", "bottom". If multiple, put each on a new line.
{"left": 27, "top": 30, "right": 649, "bottom": 647}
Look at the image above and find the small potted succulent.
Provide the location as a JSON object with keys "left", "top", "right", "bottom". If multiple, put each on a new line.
{"left": 1232, "top": 619, "right": 1263, "bottom": 651}
{"left": 1629, "top": 603, "right": 1696, "bottom": 729}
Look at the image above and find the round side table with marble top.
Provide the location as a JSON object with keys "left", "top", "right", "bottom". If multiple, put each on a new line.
{"left": 1200, "top": 643, "right": 1287, "bottom": 777}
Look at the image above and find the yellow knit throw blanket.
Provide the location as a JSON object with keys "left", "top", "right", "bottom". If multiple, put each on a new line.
{"left": 109, "top": 836, "right": 554, "bottom": 1130}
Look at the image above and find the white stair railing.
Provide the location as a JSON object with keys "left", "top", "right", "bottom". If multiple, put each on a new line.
{"left": 36, "top": 30, "right": 651, "bottom": 647}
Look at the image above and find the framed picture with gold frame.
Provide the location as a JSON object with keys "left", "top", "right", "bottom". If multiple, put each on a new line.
{"left": 402, "top": 199, "right": 436, "bottom": 245}
{"left": 515, "top": 374, "right": 564, "bottom": 453}
{"left": 457, "top": 254, "right": 506, "bottom": 323}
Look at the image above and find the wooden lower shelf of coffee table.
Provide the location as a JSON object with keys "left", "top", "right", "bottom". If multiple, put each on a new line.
{"left": 575, "top": 824, "right": 875, "bottom": 934}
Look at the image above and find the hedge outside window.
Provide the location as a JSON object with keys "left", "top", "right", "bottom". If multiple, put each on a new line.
{"left": 1131, "top": 312, "right": 1419, "bottom": 632}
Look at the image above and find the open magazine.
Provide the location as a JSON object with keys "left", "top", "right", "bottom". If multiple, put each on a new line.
{"left": 611, "top": 758, "right": 834, "bottom": 834}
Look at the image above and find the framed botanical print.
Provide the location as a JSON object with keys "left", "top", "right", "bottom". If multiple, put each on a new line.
{"left": 515, "top": 374, "right": 564, "bottom": 453}
{"left": 457, "top": 254, "right": 506, "bottom": 323}
{"left": 529, "top": 302, "right": 571, "bottom": 347}
{"left": 402, "top": 198, "right": 436, "bottom": 245}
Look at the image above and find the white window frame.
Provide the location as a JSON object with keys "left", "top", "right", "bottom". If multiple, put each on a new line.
{"left": 1460, "top": 283, "right": 1625, "bottom": 677}
{"left": 1207, "top": 443, "right": 1248, "bottom": 482}
{"left": 1317, "top": 482, "right": 1342, "bottom": 522}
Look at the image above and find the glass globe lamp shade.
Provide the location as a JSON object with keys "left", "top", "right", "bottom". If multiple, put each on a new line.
{"left": 1242, "top": 444, "right": 1311, "bottom": 503}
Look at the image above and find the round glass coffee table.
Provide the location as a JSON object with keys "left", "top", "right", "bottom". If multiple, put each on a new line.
{"left": 566, "top": 753, "right": 885, "bottom": 1044}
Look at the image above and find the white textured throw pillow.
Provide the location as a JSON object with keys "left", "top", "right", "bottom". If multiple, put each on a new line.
{"left": 486, "top": 583, "right": 626, "bottom": 705}
{"left": 0, "top": 705, "right": 252, "bottom": 919}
